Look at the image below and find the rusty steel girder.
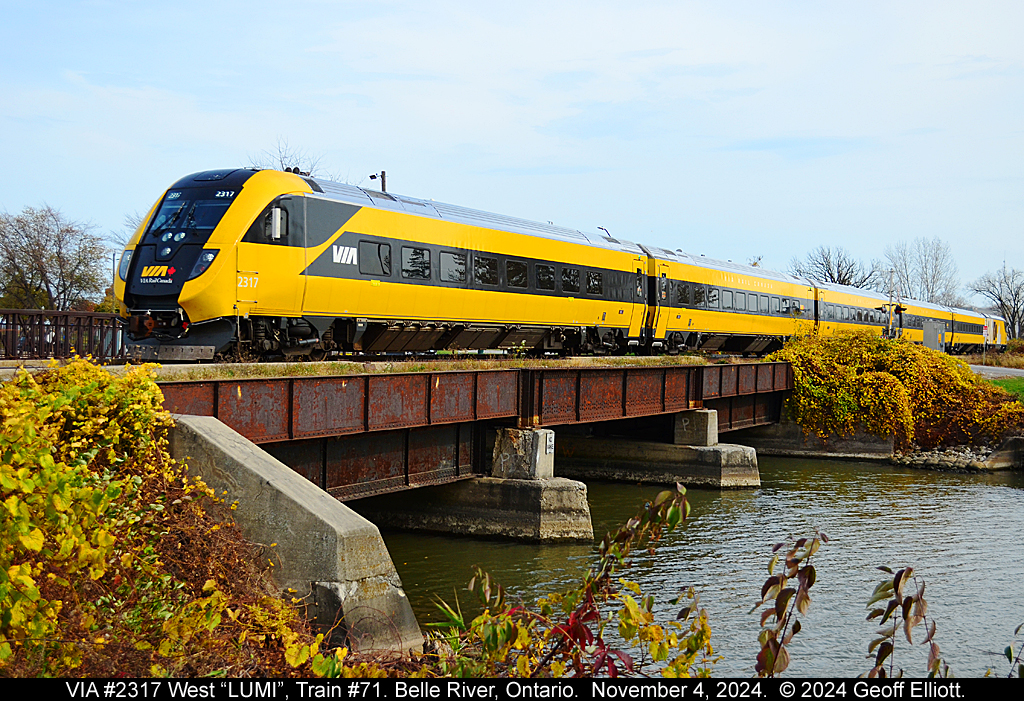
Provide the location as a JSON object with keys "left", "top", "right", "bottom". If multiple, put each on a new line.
{"left": 159, "top": 361, "right": 792, "bottom": 498}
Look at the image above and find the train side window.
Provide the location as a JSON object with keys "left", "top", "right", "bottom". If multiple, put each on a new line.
{"left": 772, "top": 297, "right": 781, "bottom": 314}
{"left": 707, "top": 288, "right": 720, "bottom": 308}
{"left": 760, "top": 295, "right": 769, "bottom": 313}
{"left": 635, "top": 269, "right": 644, "bottom": 299}
{"left": 440, "top": 252, "right": 466, "bottom": 282}
{"left": 676, "top": 282, "right": 690, "bottom": 306}
{"left": 506, "top": 260, "right": 528, "bottom": 288}
{"left": 474, "top": 256, "right": 499, "bottom": 286}
{"left": 735, "top": 292, "right": 746, "bottom": 311}
{"left": 693, "top": 285, "right": 706, "bottom": 307}
{"left": 536, "top": 264, "right": 556, "bottom": 290}
{"left": 562, "top": 267, "right": 580, "bottom": 293}
{"left": 358, "top": 241, "right": 391, "bottom": 276}
{"left": 722, "top": 290, "right": 733, "bottom": 309}
{"left": 587, "top": 271, "right": 603, "bottom": 295}
{"left": 401, "top": 246, "right": 431, "bottom": 280}
{"left": 659, "top": 273, "right": 667, "bottom": 300}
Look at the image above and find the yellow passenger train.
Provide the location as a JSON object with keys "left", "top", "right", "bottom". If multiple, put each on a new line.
{"left": 114, "top": 168, "right": 1008, "bottom": 360}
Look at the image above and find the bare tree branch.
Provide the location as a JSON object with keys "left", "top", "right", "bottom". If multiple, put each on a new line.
{"left": 108, "top": 210, "right": 146, "bottom": 249}
{"left": 883, "top": 236, "right": 965, "bottom": 306}
{"left": 248, "top": 137, "right": 324, "bottom": 177}
{"left": 970, "top": 265, "right": 1024, "bottom": 339}
{"left": 788, "top": 246, "right": 878, "bottom": 288}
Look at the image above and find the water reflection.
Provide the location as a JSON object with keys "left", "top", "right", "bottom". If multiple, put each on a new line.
{"left": 379, "top": 457, "right": 1024, "bottom": 677}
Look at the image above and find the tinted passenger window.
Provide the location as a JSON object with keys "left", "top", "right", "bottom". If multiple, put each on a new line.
{"left": 772, "top": 297, "right": 781, "bottom": 314}
{"left": 401, "top": 246, "right": 431, "bottom": 279}
{"left": 536, "top": 264, "right": 555, "bottom": 290}
{"left": 587, "top": 271, "right": 603, "bottom": 295}
{"left": 562, "top": 267, "right": 580, "bottom": 293}
{"left": 358, "top": 241, "right": 391, "bottom": 276}
{"left": 676, "top": 283, "right": 690, "bottom": 306}
{"left": 474, "top": 256, "right": 499, "bottom": 285}
{"left": 693, "top": 285, "right": 706, "bottom": 307}
{"left": 761, "top": 295, "right": 769, "bottom": 313}
{"left": 722, "top": 290, "right": 733, "bottom": 309}
{"left": 735, "top": 292, "right": 745, "bottom": 311}
{"left": 506, "top": 260, "right": 528, "bottom": 288}
{"left": 440, "top": 252, "right": 466, "bottom": 282}
{"left": 707, "top": 288, "right": 719, "bottom": 308}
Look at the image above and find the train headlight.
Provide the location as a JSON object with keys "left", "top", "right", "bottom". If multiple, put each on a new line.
{"left": 188, "top": 249, "right": 219, "bottom": 280}
{"left": 117, "top": 250, "right": 133, "bottom": 281}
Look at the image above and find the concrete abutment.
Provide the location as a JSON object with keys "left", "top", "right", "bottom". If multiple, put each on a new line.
{"left": 168, "top": 415, "right": 423, "bottom": 654}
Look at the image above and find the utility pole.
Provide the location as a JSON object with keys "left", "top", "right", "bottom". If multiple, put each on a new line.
{"left": 369, "top": 171, "right": 387, "bottom": 193}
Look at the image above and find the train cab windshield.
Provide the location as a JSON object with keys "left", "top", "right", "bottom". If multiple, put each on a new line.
{"left": 146, "top": 189, "right": 235, "bottom": 242}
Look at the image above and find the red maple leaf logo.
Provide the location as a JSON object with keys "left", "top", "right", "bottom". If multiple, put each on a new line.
{"left": 168, "top": 267, "right": 176, "bottom": 275}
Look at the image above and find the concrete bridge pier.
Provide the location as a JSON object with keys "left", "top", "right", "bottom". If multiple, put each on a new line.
{"left": 349, "top": 428, "right": 595, "bottom": 543}
{"left": 554, "top": 409, "right": 761, "bottom": 488}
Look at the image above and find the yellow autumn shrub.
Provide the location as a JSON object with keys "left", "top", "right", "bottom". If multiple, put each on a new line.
{"left": 0, "top": 359, "right": 319, "bottom": 677}
{"left": 768, "top": 332, "right": 1024, "bottom": 450}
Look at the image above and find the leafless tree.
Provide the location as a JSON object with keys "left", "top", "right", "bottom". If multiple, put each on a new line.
{"left": 882, "top": 237, "right": 965, "bottom": 306}
{"left": 0, "top": 205, "right": 110, "bottom": 310}
{"left": 970, "top": 264, "right": 1024, "bottom": 339}
{"left": 108, "top": 210, "right": 146, "bottom": 248}
{"left": 788, "top": 246, "right": 879, "bottom": 288}
{"left": 249, "top": 137, "right": 324, "bottom": 177}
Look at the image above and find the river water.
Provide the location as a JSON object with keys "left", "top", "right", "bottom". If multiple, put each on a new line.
{"left": 379, "top": 457, "right": 1024, "bottom": 678}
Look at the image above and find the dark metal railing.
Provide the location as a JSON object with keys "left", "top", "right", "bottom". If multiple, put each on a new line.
{"left": 0, "top": 309, "right": 125, "bottom": 361}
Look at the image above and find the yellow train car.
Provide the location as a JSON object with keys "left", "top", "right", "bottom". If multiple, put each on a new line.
{"left": 116, "top": 168, "right": 651, "bottom": 359}
{"left": 115, "top": 168, "right": 1009, "bottom": 360}
{"left": 642, "top": 250, "right": 816, "bottom": 354}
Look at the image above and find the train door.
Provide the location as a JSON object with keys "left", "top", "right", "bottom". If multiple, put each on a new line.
{"left": 815, "top": 287, "right": 828, "bottom": 335}
{"left": 235, "top": 196, "right": 307, "bottom": 316}
{"left": 645, "top": 261, "right": 671, "bottom": 343}
{"left": 627, "top": 256, "right": 646, "bottom": 341}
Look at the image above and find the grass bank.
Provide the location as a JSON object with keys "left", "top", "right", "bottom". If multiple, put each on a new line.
{"left": 991, "top": 376, "right": 1024, "bottom": 401}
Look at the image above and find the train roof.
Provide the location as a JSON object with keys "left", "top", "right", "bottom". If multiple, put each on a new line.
{"left": 242, "top": 169, "right": 1005, "bottom": 323}
{"left": 298, "top": 173, "right": 648, "bottom": 256}
{"left": 299, "top": 172, "right": 820, "bottom": 287}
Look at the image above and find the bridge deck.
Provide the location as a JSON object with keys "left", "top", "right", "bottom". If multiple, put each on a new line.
{"left": 159, "top": 361, "right": 791, "bottom": 500}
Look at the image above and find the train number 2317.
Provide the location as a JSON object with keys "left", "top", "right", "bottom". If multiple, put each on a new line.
{"left": 237, "top": 275, "right": 259, "bottom": 288}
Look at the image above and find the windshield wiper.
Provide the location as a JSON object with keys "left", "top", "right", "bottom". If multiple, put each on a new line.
{"left": 151, "top": 207, "right": 184, "bottom": 233}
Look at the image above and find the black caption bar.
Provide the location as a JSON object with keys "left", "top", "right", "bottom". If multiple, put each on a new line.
{"left": 32, "top": 678, "right": 1009, "bottom": 701}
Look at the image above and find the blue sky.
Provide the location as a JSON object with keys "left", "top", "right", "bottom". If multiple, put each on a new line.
{"left": 2, "top": 1, "right": 1021, "bottom": 293}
